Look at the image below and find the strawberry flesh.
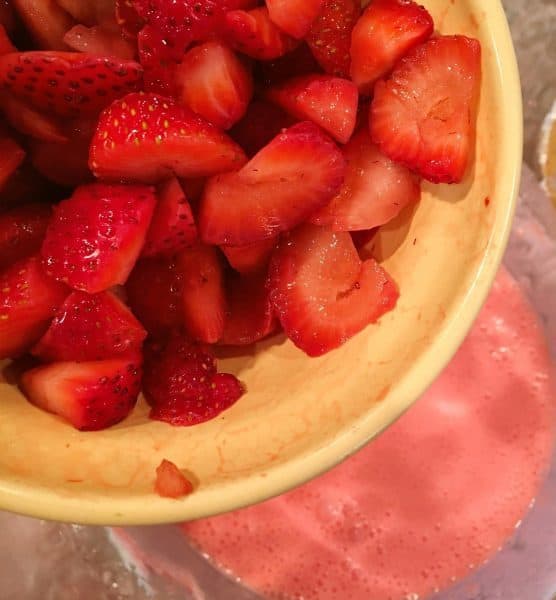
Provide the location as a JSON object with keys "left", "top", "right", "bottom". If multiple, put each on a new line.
{"left": 221, "top": 237, "right": 277, "bottom": 274}
{"left": 154, "top": 459, "right": 193, "bottom": 498}
{"left": 266, "top": 0, "right": 324, "bottom": 40}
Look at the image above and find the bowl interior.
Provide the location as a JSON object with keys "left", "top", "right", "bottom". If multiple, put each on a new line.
{"left": 0, "top": 0, "right": 521, "bottom": 525}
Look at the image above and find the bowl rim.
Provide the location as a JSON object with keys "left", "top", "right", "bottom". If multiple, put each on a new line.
{"left": 0, "top": 0, "right": 523, "bottom": 525}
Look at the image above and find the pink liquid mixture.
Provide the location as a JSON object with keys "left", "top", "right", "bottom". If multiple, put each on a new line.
{"left": 181, "top": 268, "right": 556, "bottom": 600}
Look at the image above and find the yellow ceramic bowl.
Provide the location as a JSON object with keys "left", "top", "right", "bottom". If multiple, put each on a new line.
{"left": 0, "top": 0, "right": 521, "bottom": 525}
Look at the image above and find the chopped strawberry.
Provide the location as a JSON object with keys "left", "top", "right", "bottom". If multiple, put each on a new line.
{"left": 142, "top": 177, "right": 197, "bottom": 258}
{"left": 350, "top": 0, "right": 434, "bottom": 94}
{"left": 266, "top": 0, "right": 324, "bottom": 39}
{"left": 177, "top": 245, "right": 226, "bottom": 344}
{"left": 0, "top": 51, "right": 143, "bottom": 118}
{"left": 175, "top": 41, "right": 253, "bottom": 131}
{"left": 306, "top": 0, "right": 360, "bottom": 77}
{"left": 21, "top": 356, "right": 142, "bottom": 431}
{"left": 223, "top": 7, "right": 298, "bottom": 61}
{"left": 0, "top": 24, "right": 16, "bottom": 55}
{"left": 0, "top": 255, "right": 68, "bottom": 359}
{"left": 311, "top": 128, "right": 420, "bottom": 230}
{"left": 143, "top": 335, "right": 244, "bottom": 426}
{"left": 41, "top": 183, "right": 156, "bottom": 293}
{"left": 63, "top": 24, "right": 137, "bottom": 61}
{"left": 12, "top": 0, "right": 74, "bottom": 50}
{"left": 125, "top": 256, "right": 184, "bottom": 337}
{"left": 32, "top": 290, "right": 147, "bottom": 362}
{"left": 370, "top": 35, "right": 482, "bottom": 184}
{"left": 268, "top": 224, "right": 399, "bottom": 356}
{"left": 0, "top": 132, "right": 25, "bottom": 189}
{"left": 267, "top": 74, "right": 358, "bottom": 143}
{"left": 221, "top": 237, "right": 277, "bottom": 274}
{"left": 0, "top": 203, "right": 52, "bottom": 271}
{"left": 199, "top": 122, "right": 346, "bottom": 246}
{"left": 256, "top": 42, "right": 322, "bottom": 87}
{"left": 154, "top": 459, "right": 193, "bottom": 498}
{"left": 90, "top": 92, "right": 247, "bottom": 183}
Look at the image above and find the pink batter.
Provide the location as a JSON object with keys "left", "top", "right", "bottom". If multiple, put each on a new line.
{"left": 180, "top": 268, "right": 556, "bottom": 600}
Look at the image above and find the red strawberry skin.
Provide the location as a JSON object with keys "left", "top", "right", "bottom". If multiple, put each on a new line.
{"left": 268, "top": 224, "right": 399, "bottom": 356}
{"left": 155, "top": 459, "right": 193, "bottom": 498}
{"left": 143, "top": 336, "right": 244, "bottom": 426}
{"left": 0, "top": 255, "right": 68, "bottom": 359}
{"left": 266, "top": 0, "right": 324, "bottom": 40}
{"left": 221, "top": 237, "right": 277, "bottom": 274}
{"left": 350, "top": 0, "right": 434, "bottom": 94}
{"left": 199, "top": 121, "right": 346, "bottom": 246}
{"left": 90, "top": 92, "right": 247, "bottom": 183}
{"left": 32, "top": 290, "right": 147, "bottom": 362}
{"left": 41, "top": 183, "right": 156, "bottom": 293}
{"left": 311, "top": 128, "right": 420, "bottom": 230}
{"left": 370, "top": 35, "right": 482, "bottom": 184}
{"left": 21, "top": 356, "right": 143, "bottom": 431}
{"left": 0, "top": 132, "right": 25, "bottom": 189}
{"left": 0, "top": 51, "right": 143, "bottom": 118}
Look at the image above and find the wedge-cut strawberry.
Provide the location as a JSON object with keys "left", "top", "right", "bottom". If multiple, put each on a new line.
{"left": 90, "top": 92, "right": 247, "bottom": 183}
{"left": 0, "top": 203, "right": 52, "bottom": 271}
{"left": 350, "top": 0, "right": 433, "bottom": 94}
{"left": 41, "top": 183, "right": 156, "bottom": 293}
{"left": 269, "top": 224, "right": 398, "bottom": 356}
{"left": 256, "top": 42, "right": 322, "bottom": 87}
{"left": 224, "top": 7, "right": 298, "bottom": 61}
{"left": 0, "top": 255, "right": 68, "bottom": 359}
{"left": 32, "top": 290, "right": 147, "bottom": 362}
{"left": 311, "top": 128, "right": 420, "bottom": 230}
{"left": 266, "top": 0, "right": 324, "bottom": 39}
{"left": 267, "top": 74, "right": 358, "bottom": 143}
{"left": 0, "top": 52, "right": 143, "bottom": 119}
{"left": 199, "top": 122, "right": 345, "bottom": 246}
{"left": 21, "top": 356, "right": 142, "bottom": 430}
{"left": 63, "top": 24, "right": 137, "bottom": 60}
{"left": 142, "top": 177, "right": 197, "bottom": 258}
{"left": 306, "top": 0, "right": 360, "bottom": 77}
{"left": 126, "top": 256, "right": 184, "bottom": 337}
{"left": 12, "top": 0, "right": 74, "bottom": 50}
{"left": 143, "top": 335, "right": 244, "bottom": 426}
{"left": 0, "top": 132, "right": 25, "bottom": 189}
{"left": 0, "top": 24, "right": 16, "bottom": 55}
{"left": 155, "top": 459, "right": 193, "bottom": 498}
{"left": 370, "top": 35, "right": 481, "bottom": 184}
{"left": 221, "top": 237, "right": 277, "bottom": 274}
{"left": 220, "top": 272, "right": 277, "bottom": 346}
{"left": 177, "top": 245, "right": 226, "bottom": 344}
{"left": 175, "top": 41, "right": 253, "bottom": 131}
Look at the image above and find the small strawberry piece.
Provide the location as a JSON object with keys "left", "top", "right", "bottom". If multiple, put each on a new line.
{"left": 306, "top": 0, "right": 360, "bottom": 77}
{"left": 178, "top": 245, "right": 226, "bottom": 344}
{"left": 0, "top": 24, "right": 16, "bottom": 55}
{"left": 12, "top": 0, "right": 74, "bottom": 50}
{"left": 224, "top": 7, "right": 298, "bottom": 61}
{"left": 350, "top": 0, "right": 433, "bottom": 94}
{"left": 256, "top": 42, "right": 322, "bottom": 87}
{"left": 21, "top": 356, "right": 142, "bottom": 431}
{"left": 32, "top": 290, "right": 147, "bottom": 362}
{"left": 221, "top": 237, "right": 277, "bottom": 274}
{"left": 370, "top": 35, "right": 482, "bottom": 184}
{"left": 115, "top": 0, "right": 145, "bottom": 39}
{"left": 63, "top": 24, "right": 137, "bottom": 61}
{"left": 269, "top": 224, "right": 399, "bottom": 356}
{"left": 0, "top": 255, "right": 68, "bottom": 359}
{"left": 0, "top": 51, "right": 143, "bottom": 119}
{"left": 126, "top": 257, "right": 184, "bottom": 337}
{"left": 154, "top": 459, "right": 193, "bottom": 498}
{"left": 143, "top": 336, "right": 244, "bottom": 426}
{"left": 142, "top": 177, "right": 197, "bottom": 258}
{"left": 267, "top": 0, "right": 324, "bottom": 39}
{"left": 0, "top": 203, "right": 52, "bottom": 271}
{"left": 267, "top": 74, "right": 358, "bottom": 143}
{"left": 311, "top": 128, "right": 420, "bottom": 230}
{"left": 90, "top": 92, "right": 247, "bottom": 183}
{"left": 41, "top": 183, "right": 156, "bottom": 293}
{"left": 176, "top": 41, "right": 253, "bottom": 131}
{"left": 220, "top": 272, "right": 277, "bottom": 346}
{"left": 199, "top": 122, "right": 346, "bottom": 246}
{"left": 0, "top": 132, "right": 25, "bottom": 190}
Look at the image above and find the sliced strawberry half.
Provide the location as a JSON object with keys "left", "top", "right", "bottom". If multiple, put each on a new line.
{"left": 0, "top": 131, "right": 25, "bottom": 190}
{"left": 142, "top": 177, "right": 197, "bottom": 258}
{"left": 311, "top": 128, "right": 420, "bottom": 230}
{"left": 221, "top": 237, "right": 278, "bottom": 274}
{"left": 0, "top": 255, "right": 68, "bottom": 359}
{"left": 41, "top": 182, "right": 156, "bottom": 293}
{"left": 350, "top": 0, "right": 434, "bottom": 95}
{"left": 154, "top": 459, "right": 193, "bottom": 498}
{"left": 266, "top": 0, "right": 324, "bottom": 39}
{"left": 12, "top": 0, "right": 74, "bottom": 50}
{"left": 175, "top": 41, "right": 253, "bottom": 131}
{"left": 370, "top": 35, "right": 482, "bottom": 184}
{"left": 268, "top": 224, "right": 399, "bottom": 356}
{"left": 199, "top": 121, "right": 346, "bottom": 246}
{"left": 267, "top": 74, "right": 358, "bottom": 143}
{"left": 21, "top": 356, "right": 142, "bottom": 431}
{"left": 90, "top": 92, "right": 247, "bottom": 183}
{"left": 32, "top": 289, "right": 147, "bottom": 362}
